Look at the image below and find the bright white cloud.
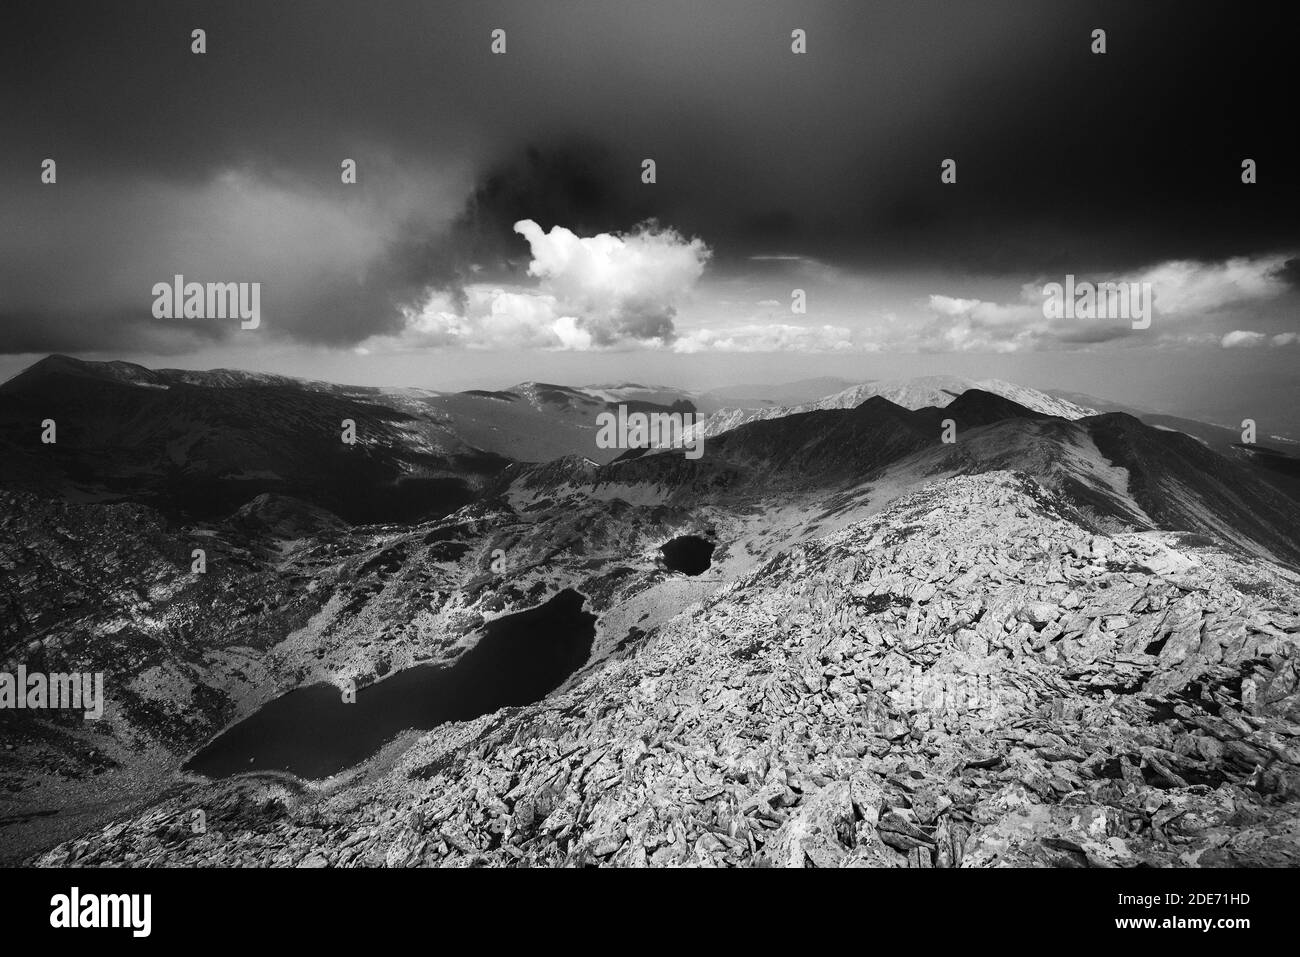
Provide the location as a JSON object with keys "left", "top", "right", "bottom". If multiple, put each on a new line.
{"left": 373, "top": 286, "right": 569, "bottom": 351}
{"left": 1137, "top": 256, "right": 1292, "bottom": 314}
{"left": 513, "top": 218, "right": 710, "bottom": 345}
{"left": 364, "top": 220, "right": 711, "bottom": 351}
{"left": 927, "top": 295, "right": 1039, "bottom": 327}
{"left": 1221, "top": 330, "right": 1267, "bottom": 348}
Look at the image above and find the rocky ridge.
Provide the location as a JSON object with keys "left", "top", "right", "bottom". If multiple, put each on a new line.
{"left": 33, "top": 471, "right": 1300, "bottom": 867}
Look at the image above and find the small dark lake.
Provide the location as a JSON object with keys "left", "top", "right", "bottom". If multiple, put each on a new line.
{"left": 183, "top": 589, "right": 596, "bottom": 780}
{"left": 660, "top": 535, "right": 715, "bottom": 575}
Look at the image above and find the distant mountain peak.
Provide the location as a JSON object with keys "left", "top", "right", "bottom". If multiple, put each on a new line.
{"left": 936, "top": 388, "right": 1047, "bottom": 426}
{"left": 688, "top": 375, "right": 1095, "bottom": 443}
{"left": 1, "top": 353, "right": 168, "bottom": 392}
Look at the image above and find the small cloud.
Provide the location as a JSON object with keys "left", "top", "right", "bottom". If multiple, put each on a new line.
{"left": 1221, "top": 329, "right": 1267, "bottom": 348}
{"left": 745, "top": 254, "right": 839, "bottom": 281}
{"left": 673, "top": 323, "right": 854, "bottom": 354}
{"left": 926, "top": 295, "right": 1038, "bottom": 327}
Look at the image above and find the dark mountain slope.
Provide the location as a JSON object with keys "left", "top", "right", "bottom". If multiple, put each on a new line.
{"left": 911, "top": 388, "right": 1050, "bottom": 430}
{"left": 0, "top": 356, "right": 508, "bottom": 523}
{"left": 1048, "top": 388, "right": 1300, "bottom": 503}
{"left": 1083, "top": 412, "right": 1300, "bottom": 566}
{"left": 570, "top": 394, "right": 938, "bottom": 496}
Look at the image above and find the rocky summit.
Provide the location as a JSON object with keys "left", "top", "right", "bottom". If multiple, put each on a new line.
{"left": 30, "top": 471, "right": 1300, "bottom": 868}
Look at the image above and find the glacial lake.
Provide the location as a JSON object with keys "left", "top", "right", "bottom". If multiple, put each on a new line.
{"left": 660, "top": 535, "right": 715, "bottom": 575}
{"left": 183, "top": 589, "right": 596, "bottom": 779}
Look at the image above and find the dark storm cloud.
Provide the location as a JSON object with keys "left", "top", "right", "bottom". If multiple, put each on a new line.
{"left": 1277, "top": 258, "right": 1300, "bottom": 290}
{"left": 0, "top": 309, "right": 217, "bottom": 355}
{"left": 1, "top": 0, "right": 1295, "bottom": 354}
{"left": 445, "top": 138, "right": 657, "bottom": 274}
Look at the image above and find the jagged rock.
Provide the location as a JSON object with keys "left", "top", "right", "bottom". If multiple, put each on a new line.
{"left": 19, "top": 471, "right": 1300, "bottom": 869}
{"left": 758, "top": 781, "right": 855, "bottom": 867}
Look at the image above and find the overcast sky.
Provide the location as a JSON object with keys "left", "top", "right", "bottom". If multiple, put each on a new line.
{"left": 1, "top": 0, "right": 1296, "bottom": 424}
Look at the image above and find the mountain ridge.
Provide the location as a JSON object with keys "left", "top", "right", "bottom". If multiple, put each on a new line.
{"left": 685, "top": 375, "right": 1097, "bottom": 444}
{"left": 4, "top": 354, "right": 1300, "bottom": 868}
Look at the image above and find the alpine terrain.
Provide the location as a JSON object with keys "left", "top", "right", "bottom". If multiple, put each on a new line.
{"left": 2, "top": 358, "right": 1299, "bottom": 869}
